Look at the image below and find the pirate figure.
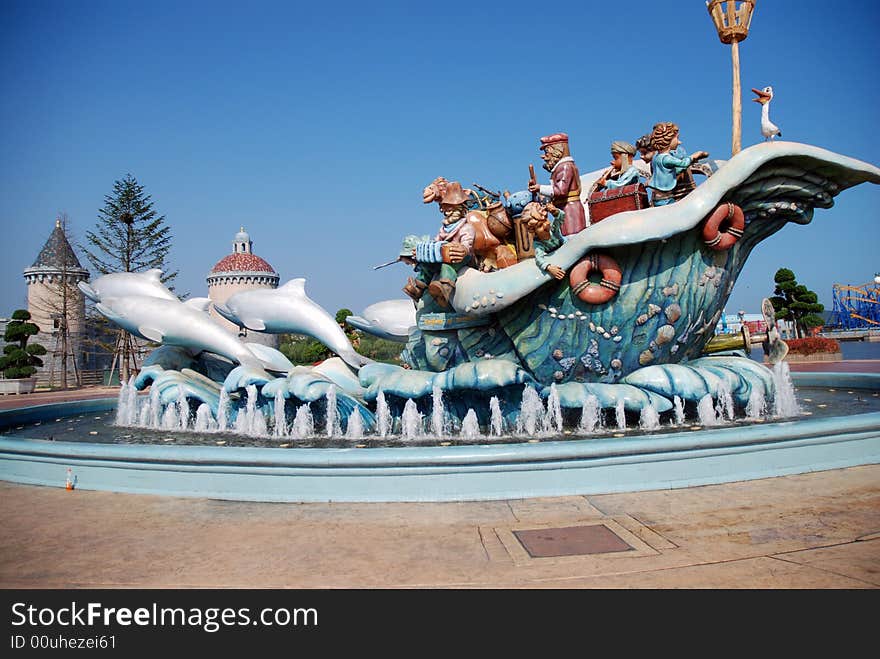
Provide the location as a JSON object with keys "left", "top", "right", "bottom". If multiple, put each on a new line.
{"left": 595, "top": 141, "right": 641, "bottom": 191}
{"left": 528, "top": 132, "right": 586, "bottom": 236}
{"left": 399, "top": 181, "right": 476, "bottom": 308}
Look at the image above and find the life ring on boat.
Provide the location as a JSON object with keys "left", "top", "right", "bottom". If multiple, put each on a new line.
{"left": 568, "top": 253, "right": 622, "bottom": 304}
{"left": 702, "top": 202, "right": 744, "bottom": 251}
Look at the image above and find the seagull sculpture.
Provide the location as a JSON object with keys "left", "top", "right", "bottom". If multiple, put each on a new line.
{"left": 752, "top": 86, "right": 782, "bottom": 141}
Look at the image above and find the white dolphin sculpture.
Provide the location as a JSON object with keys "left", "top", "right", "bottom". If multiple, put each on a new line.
{"left": 243, "top": 342, "right": 295, "bottom": 373}
{"left": 345, "top": 299, "right": 416, "bottom": 343}
{"left": 78, "top": 268, "right": 177, "bottom": 303}
{"left": 95, "top": 294, "right": 268, "bottom": 372}
{"left": 212, "top": 278, "right": 371, "bottom": 369}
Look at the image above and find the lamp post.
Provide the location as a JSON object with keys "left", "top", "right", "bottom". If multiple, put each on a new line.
{"left": 707, "top": 0, "right": 757, "bottom": 156}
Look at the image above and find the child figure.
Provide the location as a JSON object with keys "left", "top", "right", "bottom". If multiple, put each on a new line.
{"left": 522, "top": 201, "right": 566, "bottom": 280}
{"left": 647, "top": 122, "right": 708, "bottom": 206}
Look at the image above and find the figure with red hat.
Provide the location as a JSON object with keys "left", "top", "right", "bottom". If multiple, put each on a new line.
{"left": 401, "top": 180, "right": 477, "bottom": 308}
{"left": 528, "top": 132, "right": 586, "bottom": 236}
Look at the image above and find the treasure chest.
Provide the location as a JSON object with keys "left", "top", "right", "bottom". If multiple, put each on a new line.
{"left": 587, "top": 183, "right": 649, "bottom": 224}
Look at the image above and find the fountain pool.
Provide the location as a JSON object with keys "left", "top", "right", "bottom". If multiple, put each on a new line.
{"left": 0, "top": 372, "right": 877, "bottom": 502}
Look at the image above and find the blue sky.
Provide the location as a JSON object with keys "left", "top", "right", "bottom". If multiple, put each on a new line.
{"left": 1, "top": 0, "right": 878, "bottom": 322}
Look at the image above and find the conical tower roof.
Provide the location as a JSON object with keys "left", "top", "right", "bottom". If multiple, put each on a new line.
{"left": 30, "top": 219, "right": 85, "bottom": 270}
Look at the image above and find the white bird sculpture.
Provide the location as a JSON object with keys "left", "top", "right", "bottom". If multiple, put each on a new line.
{"left": 752, "top": 86, "right": 782, "bottom": 141}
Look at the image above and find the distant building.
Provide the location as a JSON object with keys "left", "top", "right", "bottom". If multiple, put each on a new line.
{"left": 22, "top": 220, "right": 90, "bottom": 385}
{"left": 206, "top": 227, "right": 280, "bottom": 348}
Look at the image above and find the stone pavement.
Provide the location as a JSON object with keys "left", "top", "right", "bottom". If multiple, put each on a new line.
{"left": 0, "top": 386, "right": 118, "bottom": 411}
{"left": 1, "top": 465, "right": 877, "bottom": 589}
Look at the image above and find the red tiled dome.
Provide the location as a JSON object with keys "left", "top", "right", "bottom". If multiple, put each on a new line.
{"left": 210, "top": 253, "right": 277, "bottom": 274}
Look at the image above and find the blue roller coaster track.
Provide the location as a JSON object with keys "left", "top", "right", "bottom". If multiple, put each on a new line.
{"left": 830, "top": 281, "right": 880, "bottom": 329}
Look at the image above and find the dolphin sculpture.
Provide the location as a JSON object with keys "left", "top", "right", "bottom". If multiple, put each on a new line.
{"left": 212, "top": 278, "right": 371, "bottom": 369}
{"left": 345, "top": 299, "right": 416, "bottom": 343}
{"left": 78, "top": 268, "right": 177, "bottom": 303}
{"left": 242, "top": 342, "right": 295, "bottom": 374}
{"left": 94, "top": 294, "right": 269, "bottom": 372}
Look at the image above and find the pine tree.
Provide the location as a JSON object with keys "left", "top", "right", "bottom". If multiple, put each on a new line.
{"left": 83, "top": 174, "right": 177, "bottom": 381}
{"left": 85, "top": 174, "right": 176, "bottom": 281}
{"left": 770, "top": 268, "right": 825, "bottom": 338}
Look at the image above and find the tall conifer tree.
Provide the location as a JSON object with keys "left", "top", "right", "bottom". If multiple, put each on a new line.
{"left": 85, "top": 174, "right": 176, "bottom": 282}
{"left": 83, "top": 174, "right": 177, "bottom": 380}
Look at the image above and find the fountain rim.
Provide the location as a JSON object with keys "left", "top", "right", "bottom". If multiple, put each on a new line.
{"left": 0, "top": 372, "right": 877, "bottom": 502}
{"left": 0, "top": 373, "right": 877, "bottom": 464}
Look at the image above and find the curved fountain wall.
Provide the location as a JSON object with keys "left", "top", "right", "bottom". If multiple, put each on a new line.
{"left": 0, "top": 372, "right": 877, "bottom": 502}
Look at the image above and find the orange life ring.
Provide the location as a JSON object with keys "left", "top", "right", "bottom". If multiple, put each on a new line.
{"left": 702, "top": 202, "right": 744, "bottom": 251}
{"left": 568, "top": 253, "right": 622, "bottom": 304}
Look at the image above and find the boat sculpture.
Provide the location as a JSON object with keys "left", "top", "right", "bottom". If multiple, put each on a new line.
{"left": 95, "top": 141, "right": 880, "bottom": 434}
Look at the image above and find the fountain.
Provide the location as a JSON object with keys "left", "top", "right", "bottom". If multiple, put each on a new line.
{"left": 578, "top": 395, "right": 601, "bottom": 434}
{"left": 2, "top": 92, "right": 880, "bottom": 501}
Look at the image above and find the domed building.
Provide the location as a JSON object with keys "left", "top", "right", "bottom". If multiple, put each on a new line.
{"left": 207, "top": 227, "right": 280, "bottom": 348}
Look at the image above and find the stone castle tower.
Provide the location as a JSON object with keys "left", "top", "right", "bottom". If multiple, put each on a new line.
{"left": 23, "top": 219, "right": 90, "bottom": 384}
{"left": 207, "top": 227, "right": 280, "bottom": 348}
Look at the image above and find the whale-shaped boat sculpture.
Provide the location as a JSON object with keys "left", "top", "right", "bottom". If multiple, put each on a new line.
{"left": 399, "top": 142, "right": 880, "bottom": 386}
{"left": 95, "top": 141, "right": 879, "bottom": 432}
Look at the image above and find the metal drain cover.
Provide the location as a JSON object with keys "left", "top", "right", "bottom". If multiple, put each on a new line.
{"left": 513, "top": 524, "right": 634, "bottom": 558}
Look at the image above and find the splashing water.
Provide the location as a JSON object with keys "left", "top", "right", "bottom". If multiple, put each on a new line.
{"left": 489, "top": 396, "right": 504, "bottom": 437}
{"left": 345, "top": 410, "right": 364, "bottom": 439}
{"left": 516, "top": 386, "right": 545, "bottom": 436}
{"left": 460, "top": 409, "right": 481, "bottom": 439}
{"left": 673, "top": 395, "right": 685, "bottom": 426}
{"left": 292, "top": 404, "right": 314, "bottom": 439}
{"left": 177, "top": 390, "right": 189, "bottom": 431}
{"left": 115, "top": 376, "right": 138, "bottom": 426}
{"left": 247, "top": 384, "right": 266, "bottom": 435}
{"left": 376, "top": 391, "right": 392, "bottom": 438}
{"left": 431, "top": 385, "right": 446, "bottom": 437}
{"left": 715, "top": 381, "right": 735, "bottom": 422}
{"left": 194, "top": 403, "right": 214, "bottom": 432}
{"left": 400, "top": 399, "right": 422, "bottom": 439}
{"left": 161, "top": 404, "right": 179, "bottom": 430}
{"left": 639, "top": 403, "right": 660, "bottom": 431}
{"left": 274, "top": 390, "right": 287, "bottom": 437}
{"left": 745, "top": 387, "right": 767, "bottom": 419}
{"left": 578, "top": 395, "right": 601, "bottom": 433}
{"left": 150, "top": 386, "right": 162, "bottom": 429}
{"left": 138, "top": 397, "right": 151, "bottom": 427}
{"left": 217, "top": 389, "right": 230, "bottom": 432}
{"left": 235, "top": 385, "right": 267, "bottom": 436}
{"left": 772, "top": 361, "right": 801, "bottom": 418}
{"left": 697, "top": 394, "right": 719, "bottom": 426}
{"left": 325, "top": 388, "right": 340, "bottom": 437}
{"left": 615, "top": 399, "right": 626, "bottom": 431}
{"left": 544, "top": 384, "right": 563, "bottom": 434}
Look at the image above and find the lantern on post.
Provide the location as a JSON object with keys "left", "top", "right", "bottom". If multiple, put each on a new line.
{"left": 707, "top": 0, "right": 757, "bottom": 156}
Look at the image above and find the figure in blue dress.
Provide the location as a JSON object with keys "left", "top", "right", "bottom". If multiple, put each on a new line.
{"left": 647, "top": 122, "right": 708, "bottom": 206}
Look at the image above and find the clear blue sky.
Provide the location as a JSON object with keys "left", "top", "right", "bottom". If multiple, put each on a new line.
{"left": 2, "top": 0, "right": 878, "bottom": 321}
